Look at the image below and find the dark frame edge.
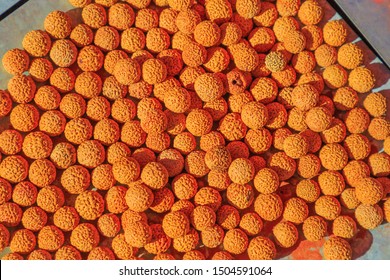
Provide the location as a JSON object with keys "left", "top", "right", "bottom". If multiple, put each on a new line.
{"left": 327, "top": 0, "right": 390, "bottom": 70}
{"left": 0, "top": 0, "right": 30, "bottom": 21}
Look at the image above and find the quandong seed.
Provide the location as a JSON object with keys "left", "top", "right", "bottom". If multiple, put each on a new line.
{"left": 0, "top": 0, "right": 389, "bottom": 260}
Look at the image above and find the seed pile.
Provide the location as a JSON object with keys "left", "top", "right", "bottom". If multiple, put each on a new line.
{"left": 0, "top": 0, "right": 389, "bottom": 260}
